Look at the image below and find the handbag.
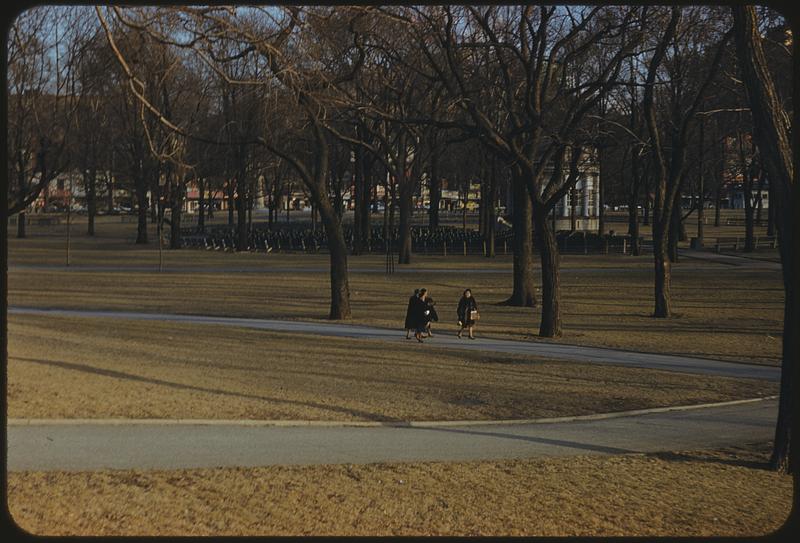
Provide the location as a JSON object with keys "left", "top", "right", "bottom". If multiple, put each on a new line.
{"left": 469, "top": 309, "right": 480, "bottom": 321}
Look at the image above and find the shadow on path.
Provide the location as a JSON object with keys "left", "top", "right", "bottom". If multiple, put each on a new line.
{"left": 411, "top": 425, "right": 635, "bottom": 455}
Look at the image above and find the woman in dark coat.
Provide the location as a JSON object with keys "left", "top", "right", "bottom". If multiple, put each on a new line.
{"left": 410, "top": 288, "right": 429, "bottom": 342}
{"left": 404, "top": 288, "right": 420, "bottom": 339}
{"left": 424, "top": 297, "right": 439, "bottom": 337}
{"left": 456, "top": 288, "right": 479, "bottom": 339}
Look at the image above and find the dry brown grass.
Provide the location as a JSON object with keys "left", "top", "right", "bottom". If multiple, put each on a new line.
{"left": 7, "top": 442, "right": 791, "bottom": 536}
{"left": 7, "top": 314, "right": 775, "bottom": 421}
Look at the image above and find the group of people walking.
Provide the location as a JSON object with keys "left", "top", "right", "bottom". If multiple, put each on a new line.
{"left": 404, "top": 288, "right": 479, "bottom": 342}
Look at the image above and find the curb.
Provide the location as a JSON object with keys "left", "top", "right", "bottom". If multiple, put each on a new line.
{"left": 7, "top": 396, "right": 778, "bottom": 429}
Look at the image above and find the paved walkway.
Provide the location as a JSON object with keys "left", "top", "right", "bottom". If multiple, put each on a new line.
{"left": 6, "top": 398, "right": 777, "bottom": 471}
{"left": 8, "top": 306, "right": 779, "bottom": 381}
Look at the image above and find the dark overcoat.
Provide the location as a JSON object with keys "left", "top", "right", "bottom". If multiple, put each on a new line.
{"left": 457, "top": 296, "right": 478, "bottom": 326}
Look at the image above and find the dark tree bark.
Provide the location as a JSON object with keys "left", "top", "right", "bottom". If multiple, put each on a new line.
{"left": 504, "top": 174, "right": 537, "bottom": 307}
{"left": 733, "top": 5, "right": 796, "bottom": 474}
{"left": 533, "top": 200, "right": 560, "bottom": 336}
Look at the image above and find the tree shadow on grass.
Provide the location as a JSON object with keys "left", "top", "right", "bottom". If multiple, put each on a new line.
{"left": 13, "top": 356, "right": 397, "bottom": 422}
{"left": 649, "top": 447, "right": 772, "bottom": 470}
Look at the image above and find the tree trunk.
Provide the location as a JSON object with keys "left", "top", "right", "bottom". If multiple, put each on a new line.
{"left": 429, "top": 149, "right": 440, "bottom": 229}
{"left": 733, "top": 5, "right": 796, "bottom": 473}
{"left": 504, "top": 176, "right": 537, "bottom": 307}
{"left": 534, "top": 202, "right": 561, "bottom": 338}
{"left": 715, "top": 183, "right": 722, "bottom": 226}
{"left": 653, "top": 219, "right": 671, "bottom": 317}
{"left": 316, "top": 195, "right": 352, "bottom": 319}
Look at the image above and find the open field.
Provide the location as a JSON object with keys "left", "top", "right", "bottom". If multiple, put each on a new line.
{"left": 8, "top": 218, "right": 784, "bottom": 365}
{"left": 7, "top": 441, "right": 791, "bottom": 536}
{"left": 7, "top": 314, "right": 775, "bottom": 421}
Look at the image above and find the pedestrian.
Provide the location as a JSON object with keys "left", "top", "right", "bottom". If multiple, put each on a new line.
{"left": 404, "top": 288, "right": 420, "bottom": 339}
{"left": 456, "top": 288, "right": 479, "bottom": 339}
{"left": 412, "top": 288, "right": 430, "bottom": 342}
{"left": 424, "top": 297, "right": 439, "bottom": 337}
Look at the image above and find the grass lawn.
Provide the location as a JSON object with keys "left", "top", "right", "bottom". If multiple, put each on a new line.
{"left": 7, "top": 314, "right": 776, "bottom": 421}
{"left": 7, "top": 442, "right": 792, "bottom": 536}
{"left": 8, "top": 219, "right": 785, "bottom": 365}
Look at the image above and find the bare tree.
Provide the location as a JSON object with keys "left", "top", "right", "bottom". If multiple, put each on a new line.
{"left": 642, "top": 6, "right": 731, "bottom": 317}
{"left": 732, "top": 5, "right": 796, "bottom": 474}
{"left": 7, "top": 7, "right": 83, "bottom": 234}
{"left": 399, "top": 5, "right": 643, "bottom": 336}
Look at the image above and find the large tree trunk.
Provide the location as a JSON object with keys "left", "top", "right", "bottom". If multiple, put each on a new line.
{"left": 733, "top": 5, "right": 796, "bottom": 474}
{"left": 316, "top": 194, "right": 352, "bottom": 319}
{"left": 653, "top": 218, "right": 672, "bottom": 317}
{"left": 504, "top": 176, "right": 537, "bottom": 307}
{"left": 533, "top": 203, "right": 561, "bottom": 337}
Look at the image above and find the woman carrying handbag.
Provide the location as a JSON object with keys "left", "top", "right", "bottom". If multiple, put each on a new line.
{"left": 456, "top": 288, "right": 479, "bottom": 340}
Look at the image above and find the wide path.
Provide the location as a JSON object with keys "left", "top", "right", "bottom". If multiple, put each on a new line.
{"left": 8, "top": 306, "right": 779, "bottom": 381}
{"left": 7, "top": 399, "right": 777, "bottom": 471}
